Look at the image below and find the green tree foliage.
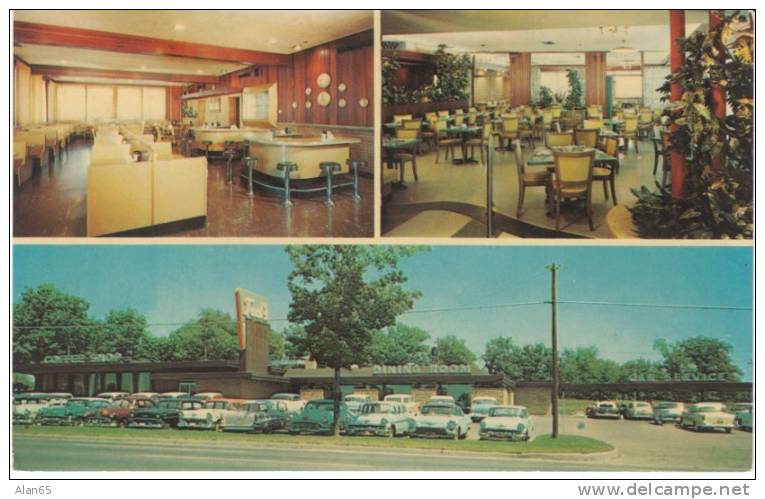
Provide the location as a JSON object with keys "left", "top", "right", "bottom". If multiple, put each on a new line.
{"left": 654, "top": 337, "right": 742, "bottom": 381}
{"left": 285, "top": 245, "right": 422, "bottom": 434}
{"left": 483, "top": 338, "right": 551, "bottom": 381}
{"left": 432, "top": 335, "right": 476, "bottom": 365}
{"left": 560, "top": 346, "right": 622, "bottom": 383}
{"left": 269, "top": 330, "right": 286, "bottom": 361}
{"left": 536, "top": 85, "right": 555, "bottom": 108}
{"left": 564, "top": 69, "right": 583, "bottom": 109}
{"left": 368, "top": 323, "right": 431, "bottom": 365}
{"left": 282, "top": 324, "right": 309, "bottom": 359}
{"left": 382, "top": 46, "right": 471, "bottom": 104}
{"left": 92, "top": 308, "right": 151, "bottom": 358}
{"left": 618, "top": 358, "right": 667, "bottom": 382}
{"left": 13, "top": 284, "right": 95, "bottom": 363}
{"left": 166, "top": 309, "right": 239, "bottom": 361}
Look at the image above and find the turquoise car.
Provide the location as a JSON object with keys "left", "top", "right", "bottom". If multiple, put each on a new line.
{"left": 730, "top": 403, "right": 753, "bottom": 431}
{"left": 13, "top": 393, "right": 51, "bottom": 425}
{"left": 411, "top": 401, "right": 471, "bottom": 439}
{"left": 652, "top": 401, "right": 685, "bottom": 425}
{"left": 286, "top": 399, "right": 354, "bottom": 435}
{"left": 37, "top": 398, "right": 110, "bottom": 426}
{"left": 346, "top": 402, "right": 414, "bottom": 437}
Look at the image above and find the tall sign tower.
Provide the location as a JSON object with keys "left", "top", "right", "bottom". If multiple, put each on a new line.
{"left": 234, "top": 288, "right": 270, "bottom": 374}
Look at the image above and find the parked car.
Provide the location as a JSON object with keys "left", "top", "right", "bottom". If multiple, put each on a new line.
{"left": 158, "top": 392, "right": 192, "bottom": 399}
{"left": 96, "top": 392, "right": 130, "bottom": 402}
{"left": 383, "top": 394, "right": 419, "bottom": 415}
{"left": 128, "top": 397, "right": 204, "bottom": 429}
{"left": 427, "top": 395, "right": 455, "bottom": 404}
{"left": 479, "top": 405, "right": 533, "bottom": 441}
{"left": 346, "top": 402, "right": 414, "bottom": 437}
{"left": 622, "top": 401, "right": 654, "bottom": 420}
{"left": 13, "top": 394, "right": 51, "bottom": 425}
{"left": 131, "top": 392, "right": 160, "bottom": 400}
{"left": 652, "top": 401, "right": 686, "bottom": 425}
{"left": 271, "top": 393, "right": 306, "bottom": 413}
{"left": 680, "top": 402, "right": 735, "bottom": 433}
{"left": 470, "top": 397, "right": 498, "bottom": 422}
{"left": 178, "top": 398, "right": 244, "bottom": 430}
{"left": 221, "top": 400, "right": 290, "bottom": 433}
{"left": 47, "top": 392, "right": 73, "bottom": 400}
{"left": 286, "top": 400, "right": 354, "bottom": 435}
{"left": 585, "top": 401, "right": 622, "bottom": 419}
{"left": 85, "top": 396, "right": 157, "bottom": 427}
{"left": 344, "top": 394, "right": 372, "bottom": 415}
{"left": 37, "top": 398, "right": 110, "bottom": 426}
{"left": 192, "top": 392, "right": 223, "bottom": 401}
{"left": 733, "top": 404, "right": 753, "bottom": 432}
{"left": 411, "top": 401, "right": 470, "bottom": 440}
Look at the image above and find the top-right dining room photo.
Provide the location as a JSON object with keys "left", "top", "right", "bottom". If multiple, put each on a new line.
{"left": 379, "top": 10, "right": 753, "bottom": 240}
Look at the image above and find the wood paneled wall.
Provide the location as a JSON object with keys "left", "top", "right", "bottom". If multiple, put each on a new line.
{"left": 509, "top": 53, "right": 531, "bottom": 107}
{"left": 166, "top": 86, "right": 183, "bottom": 121}
{"left": 585, "top": 52, "right": 607, "bottom": 107}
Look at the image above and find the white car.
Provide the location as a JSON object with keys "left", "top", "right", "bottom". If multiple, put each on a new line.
{"left": 427, "top": 395, "right": 455, "bottom": 404}
{"left": 383, "top": 394, "right": 419, "bottom": 415}
{"left": 271, "top": 393, "right": 306, "bottom": 413}
{"left": 680, "top": 402, "right": 736, "bottom": 432}
{"left": 470, "top": 396, "right": 498, "bottom": 422}
{"left": 192, "top": 392, "right": 223, "bottom": 401}
{"left": 344, "top": 394, "right": 372, "bottom": 414}
{"left": 13, "top": 394, "right": 51, "bottom": 425}
{"left": 221, "top": 400, "right": 290, "bottom": 433}
{"left": 96, "top": 392, "right": 130, "bottom": 402}
{"left": 479, "top": 405, "right": 533, "bottom": 441}
{"left": 178, "top": 398, "right": 244, "bottom": 430}
{"left": 131, "top": 392, "right": 160, "bottom": 400}
{"left": 411, "top": 401, "right": 470, "bottom": 439}
{"left": 346, "top": 402, "right": 414, "bottom": 437}
{"left": 159, "top": 392, "right": 191, "bottom": 399}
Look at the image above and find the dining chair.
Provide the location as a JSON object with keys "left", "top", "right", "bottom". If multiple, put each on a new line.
{"left": 638, "top": 110, "right": 655, "bottom": 139}
{"left": 621, "top": 117, "right": 640, "bottom": 153}
{"left": 434, "top": 119, "right": 460, "bottom": 163}
{"left": 454, "top": 115, "right": 465, "bottom": 126}
{"left": 514, "top": 140, "right": 551, "bottom": 218}
{"left": 394, "top": 128, "right": 419, "bottom": 181}
{"left": 551, "top": 149, "right": 596, "bottom": 231}
{"left": 393, "top": 114, "right": 413, "bottom": 124}
{"left": 574, "top": 128, "right": 599, "bottom": 148}
{"left": 464, "top": 123, "right": 493, "bottom": 165}
{"left": 593, "top": 136, "right": 619, "bottom": 205}
{"left": 500, "top": 117, "right": 520, "bottom": 150}
{"left": 545, "top": 131, "right": 574, "bottom": 148}
{"left": 583, "top": 119, "right": 603, "bottom": 130}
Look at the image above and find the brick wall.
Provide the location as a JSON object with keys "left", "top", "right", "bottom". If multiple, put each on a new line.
{"left": 410, "top": 388, "right": 437, "bottom": 409}
{"left": 472, "top": 387, "right": 511, "bottom": 405}
{"left": 300, "top": 388, "right": 326, "bottom": 400}
{"left": 514, "top": 386, "right": 551, "bottom": 415}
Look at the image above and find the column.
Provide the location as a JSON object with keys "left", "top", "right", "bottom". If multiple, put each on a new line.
{"left": 585, "top": 52, "right": 607, "bottom": 107}
{"left": 509, "top": 53, "right": 531, "bottom": 107}
{"left": 670, "top": 10, "right": 686, "bottom": 199}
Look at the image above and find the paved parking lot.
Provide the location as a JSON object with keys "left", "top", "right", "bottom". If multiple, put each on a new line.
{"left": 467, "top": 415, "right": 752, "bottom": 471}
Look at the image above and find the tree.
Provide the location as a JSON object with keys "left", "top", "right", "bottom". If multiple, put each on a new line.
{"left": 283, "top": 325, "right": 309, "bottom": 359}
{"left": 619, "top": 358, "right": 667, "bottom": 382}
{"left": 269, "top": 330, "right": 286, "bottom": 361}
{"left": 564, "top": 69, "right": 583, "bottom": 109}
{"left": 13, "top": 284, "right": 95, "bottom": 363}
{"left": 654, "top": 337, "right": 741, "bottom": 381}
{"left": 92, "top": 308, "right": 150, "bottom": 358}
{"left": 137, "top": 335, "right": 178, "bottom": 362}
{"left": 483, "top": 338, "right": 552, "bottom": 381}
{"left": 432, "top": 335, "right": 476, "bottom": 365}
{"left": 560, "top": 346, "right": 621, "bottom": 383}
{"left": 285, "top": 245, "right": 422, "bottom": 435}
{"left": 168, "top": 309, "right": 239, "bottom": 361}
{"left": 368, "top": 323, "right": 431, "bottom": 365}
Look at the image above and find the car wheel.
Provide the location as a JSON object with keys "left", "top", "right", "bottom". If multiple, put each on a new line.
{"left": 725, "top": 428, "right": 733, "bottom": 434}
{"left": 214, "top": 421, "right": 222, "bottom": 432}
{"left": 452, "top": 429, "right": 460, "bottom": 440}
{"left": 118, "top": 419, "right": 127, "bottom": 428}
{"left": 263, "top": 422, "right": 272, "bottom": 434}
{"left": 459, "top": 428, "right": 468, "bottom": 440}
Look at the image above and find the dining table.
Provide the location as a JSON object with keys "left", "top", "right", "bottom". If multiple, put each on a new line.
{"left": 526, "top": 146, "right": 619, "bottom": 171}
{"left": 445, "top": 125, "right": 481, "bottom": 164}
{"left": 382, "top": 137, "right": 422, "bottom": 187}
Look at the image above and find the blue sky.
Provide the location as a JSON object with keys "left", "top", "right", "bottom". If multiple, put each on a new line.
{"left": 13, "top": 244, "right": 753, "bottom": 380}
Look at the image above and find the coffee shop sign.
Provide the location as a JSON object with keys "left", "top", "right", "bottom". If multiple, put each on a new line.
{"left": 42, "top": 353, "right": 124, "bottom": 364}
{"left": 373, "top": 364, "right": 471, "bottom": 375}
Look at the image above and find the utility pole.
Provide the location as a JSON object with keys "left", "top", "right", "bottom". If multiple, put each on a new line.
{"left": 547, "top": 263, "right": 560, "bottom": 438}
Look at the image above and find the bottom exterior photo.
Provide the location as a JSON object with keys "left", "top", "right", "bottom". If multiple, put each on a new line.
{"left": 11, "top": 244, "right": 752, "bottom": 472}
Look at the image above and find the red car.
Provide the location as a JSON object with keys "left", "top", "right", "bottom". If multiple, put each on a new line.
{"left": 85, "top": 396, "right": 156, "bottom": 427}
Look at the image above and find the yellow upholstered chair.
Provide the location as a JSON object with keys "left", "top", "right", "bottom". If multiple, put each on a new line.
{"left": 593, "top": 136, "right": 618, "bottom": 205}
{"left": 454, "top": 114, "right": 464, "bottom": 126}
{"left": 394, "top": 128, "right": 419, "bottom": 181}
{"left": 583, "top": 119, "right": 603, "bottom": 130}
{"left": 464, "top": 123, "right": 493, "bottom": 165}
{"left": 574, "top": 128, "right": 599, "bottom": 148}
{"left": 393, "top": 114, "right": 413, "bottom": 124}
{"left": 500, "top": 117, "right": 520, "bottom": 150}
{"left": 545, "top": 131, "right": 574, "bottom": 148}
{"left": 638, "top": 110, "right": 655, "bottom": 139}
{"left": 403, "top": 119, "right": 421, "bottom": 130}
{"left": 551, "top": 149, "right": 596, "bottom": 231}
{"left": 514, "top": 140, "right": 551, "bottom": 217}
{"left": 434, "top": 119, "right": 460, "bottom": 163}
{"left": 621, "top": 116, "right": 640, "bottom": 153}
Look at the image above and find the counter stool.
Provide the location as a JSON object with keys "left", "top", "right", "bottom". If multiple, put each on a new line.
{"left": 223, "top": 147, "right": 237, "bottom": 185}
{"left": 276, "top": 161, "right": 298, "bottom": 207}
{"left": 347, "top": 159, "right": 365, "bottom": 202}
{"left": 243, "top": 157, "right": 257, "bottom": 198}
{"left": 203, "top": 140, "right": 213, "bottom": 159}
{"left": 320, "top": 162, "right": 342, "bottom": 207}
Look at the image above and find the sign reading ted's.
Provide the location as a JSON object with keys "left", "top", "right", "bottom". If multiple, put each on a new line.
{"left": 235, "top": 288, "right": 268, "bottom": 350}
{"left": 373, "top": 364, "right": 471, "bottom": 375}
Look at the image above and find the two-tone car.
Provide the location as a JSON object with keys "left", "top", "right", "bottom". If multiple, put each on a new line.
{"left": 96, "top": 392, "right": 130, "bottom": 403}
{"left": 270, "top": 393, "right": 306, "bottom": 413}
{"left": 13, "top": 393, "right": 51, "bottom": 425}
{"left": 85, "top": 396, "right": 157, "bottom": 427}
{"left": 37, "top": 397, "right": 110, "bottom": 426}
{"left": 411, "top": 401, "right": 470, "bottom": 440}
{"left": 221, "top": 400, "right": 290, "bottom": 433}
{"left": 286, "top": 400, "right": 354, "bottom": 435}
{"left": 158, "top": 392, "right": 192, "bottom": 399}
{"left": 651, "top": 401, "right": 685, "bottom": 425}
{"left": 344, "top": 394, "right": 372, "bottom": 415}
{"left": 479, "top": 405, "right": 533, "bottom": 441}
{"left": 470, "top": 396, "right": 498, "bottom": 422}
{"left": 680, "top": 402, "right": 736, "bottom": 433}
{"left": 382, "top": 394, "right": 419, "bottom": 415}
{"left": 731, "top": 403, "right": 753, "bottom": 432}
{"left": 178, "top": 398, "right": 244, "bottom": 431}
{"left": 346, "top": 402, "right": 414, "bottom": 437}
{"left": 585, "top": 401, "right": 622, "bottom": 419}
{"left": 622, "top": 401, "right": 654, "bottom": 420}
{"left": 191, "top": 392, "right": 223, "bottom": 401}
{"left": 128, "top": 397, "right": 204, "bottom": 429}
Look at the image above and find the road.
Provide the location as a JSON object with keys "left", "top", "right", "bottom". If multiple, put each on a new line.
{"left": 12, "top": 416, "right": 752, "bottom": 472}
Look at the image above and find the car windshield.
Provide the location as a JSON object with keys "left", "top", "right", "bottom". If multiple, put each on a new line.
{"left": 158, "top": 400, "right": 179, "bottom": 409}
{"left": 655, "top": 402, "right": 679, "bottom": 409}
{"left": 635, "top": 402, "right": 651, "bottom": 408}
{"left": 474, "top": 399, "right": 497, "bottom": 405}
{"left": 598, "top": 403, "right": 615, "bottom": 408}
{"left": 692, "top": 406, "right": 720, "bottom": 413}
{"left": 306, "top": 402, "right": 334, "bottom": 412}
{"left": 244, "top": 403, "right": 268, "bottom": 412}
{"left": 205, "top": 401, "right": 230, "bottom": 409}
{"left": 489, "top": 407, "right": 527, "bottom": 418}
{"left": 180, "top": 401, "right": 203, "bottom": 410}
{"left": 345, "top": 396, "right": 366, "bottom": 402}
{"left": 421, "top": 405, "right": 452, "bottom": 416}
{"left": 361, "top": 403, "right": 394, "bottom": 414}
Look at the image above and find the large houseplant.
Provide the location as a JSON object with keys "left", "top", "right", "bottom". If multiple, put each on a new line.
{"left": 629, "top": 11, "right": 753, "bottom": 239}
{"left": 563, "top": 69, "right": 583, "bottom": 110}
{"left": 382, "top": 45, "right": 471, "bottom": 105}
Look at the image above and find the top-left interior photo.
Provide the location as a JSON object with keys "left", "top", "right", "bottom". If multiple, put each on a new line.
{"left": 12, "top": 10, "right": 374, "bottom": 238}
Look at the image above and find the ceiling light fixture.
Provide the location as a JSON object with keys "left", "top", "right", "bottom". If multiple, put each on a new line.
{"left": 610, "top": 40, "right": 636, "bottom": 54}
{"left": 268, "top": 38, "right": 278, "bottom": 45}
{"left": 173, "top": 23, "right": 185, "bottom": 31}
{"left": 293, "top": 44, "right": 302, "bottom": 51}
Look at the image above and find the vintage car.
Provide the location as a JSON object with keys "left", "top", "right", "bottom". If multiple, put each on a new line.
{"left": 383, "top": 394, "right": 419, "bottom": 415}
{"left": 479, "top": 405, "right": 533, "bottom": 441}
{"left": 191, "top": 392, "right": 223, "bottom": 401}
{"left": 411, "top": 401, "right": 471, "bottom": 439}
{"left": 13, "top": 394, "right": 51, "bottom": 425}
{"left": 131, "top": 392, "right": 160, "bottom": 400}
{"left": 128, "top": 397, "right": 204, "bottom": 429}
{"left": 622, "top": 401, "right": 654, "bottom": 420}
{"left": 85, "top": 396, "right": 157, "bottom": 427}
{"left": 271, "top": 393, "right": 306, "bottom": 413}
{"left": 37, "top": 397, "right": 110, "bottom": 425}
{"left": 652, "top": 401, "right": 685, "bottom": 425}
{"left": 680, "top": 402, "right": 736, "bottom": 432}
{"left": 47, "top": 392, "right": 73, "bottom": 400}
{"left": 178, "top": 398, "right": 244, "bottom": 430}
{"left": 428, "top": 395, "right": 455, "bottom": 404}
{"left": 732, "top": 404, "right": 753, "bottom": 431}
{"left": 221, "top": 400, "right": 290, "bottom": 433}
{"left": 470, "top": 396, "right": 498, "bottom": 422}
{"left": 344, "top": 394, "right": 372, "bottom": 414}
{"left": 286, "top": 399, "right": 354, "bottom": 435}
{"left": 96, "top": 392, "right": 130, "bottom": 402}
{"left": 346, "top": 402, "right": 414, "bottom": 437}
{"left": 158, "top": 392, "right": 191, "bottom": 399}
{"left": 585, "top": 401, "right": 622, "bottom": 419}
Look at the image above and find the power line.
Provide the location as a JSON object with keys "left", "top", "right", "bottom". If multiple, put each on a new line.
{"left": 554, "top": 300, "right": 752, "bottom": 312}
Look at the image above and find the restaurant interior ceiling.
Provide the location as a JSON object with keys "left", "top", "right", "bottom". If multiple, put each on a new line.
{"left": 13, "top": 10, "right": 372, "bottom": 87}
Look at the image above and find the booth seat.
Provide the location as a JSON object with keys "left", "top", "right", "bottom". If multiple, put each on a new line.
{"left": 87, "top": 156, "right": 208, "bottom": 236}
{"left": 15, "top": 131, "right": 47, "bottom": 167}
{"left": 150, "top": 141, "right": 183, "bottom": 160}
{"left": 13, "top": 140, "right": 32, "bottom": 187}
{"left": 91, "top": 143, "right": 133, "bottom": 166}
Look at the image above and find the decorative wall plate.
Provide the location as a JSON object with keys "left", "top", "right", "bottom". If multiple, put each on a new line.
{"left": 338, "top": 98, "right": 347, "bottom": 108}
{"left": 305, "top": 101, "right": 312, "bottom": 109}
{"left": 317, "top": 91, "right": 331, "bottom": 107}
{"left": 317, "top": 73, "right": 331, "bottom": 89}
{"left": 305, "top": 87, "right": 312, "bottom": 96}
{"left": 338, "top": 83, "right": 347, "bottom": 93}
{"left": 359, "top": 98, "right": 369, "bottom": 108}
{"left": 291, "top": 101, "right": 298, "bottom": 109}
